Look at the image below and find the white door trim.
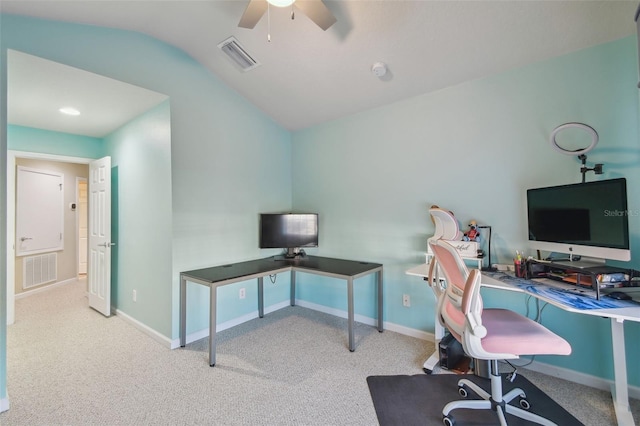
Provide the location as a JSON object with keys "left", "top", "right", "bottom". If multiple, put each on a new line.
{"left": 6, "top": 151, "right": 92, "bottom": 325}
{"left": 76, "top": 177, "right": 88, "bottom": 277}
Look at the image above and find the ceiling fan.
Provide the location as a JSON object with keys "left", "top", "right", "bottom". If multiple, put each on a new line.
{"left": 238, "top": 0, "right": 337, "bottom": 31}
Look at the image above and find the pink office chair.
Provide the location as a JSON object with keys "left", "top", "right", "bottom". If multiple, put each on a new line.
{"left": 429, "top": 239, "right": 572, "bottom": 426}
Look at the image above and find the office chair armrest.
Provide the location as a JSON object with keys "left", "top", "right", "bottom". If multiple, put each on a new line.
{"left": 464, "top": 269, "right": 486, "bottom": 338}
{"left": 464, "top": 269, "right": 483, "bottom": 311}
{"left": 466, "top": 315, "right": 487, "bottom": 338}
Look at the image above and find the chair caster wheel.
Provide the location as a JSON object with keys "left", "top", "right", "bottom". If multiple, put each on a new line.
{"left": 443, "top": 414, "right": 455, "bottom": 426}
{"left": 519, "top": 397, "right": 531, "bottom": 410}
{"left": 458, "top": 385, "right": 468, "bottom": 398}
{"left": 423, "top": 368, "right": 432, "bottom": 374}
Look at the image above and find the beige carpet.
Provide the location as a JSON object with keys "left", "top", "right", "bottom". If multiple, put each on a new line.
{"left": 1, "top": 279, "right": 637, "bottom": 425}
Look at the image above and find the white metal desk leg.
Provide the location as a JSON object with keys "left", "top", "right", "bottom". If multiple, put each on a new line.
{"left": 610, "top": 318, "right": 634, "bottom": 426}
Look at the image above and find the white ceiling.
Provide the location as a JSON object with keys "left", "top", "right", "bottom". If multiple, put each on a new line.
{"left": 8, "top": 50, "right": 169, "bottom": 138}
{"left": 2, "top": 0, "right": 638, "bottom": 134}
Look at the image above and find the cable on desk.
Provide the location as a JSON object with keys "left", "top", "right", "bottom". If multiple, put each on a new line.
{"left": 524, "top": 294, "right": 549, "bottom": 323}
{"left": 525, "top": 294, "right": 534, "bottom": 318}
{"left": 536, "top": 301, "right": 550, "bottom": 323}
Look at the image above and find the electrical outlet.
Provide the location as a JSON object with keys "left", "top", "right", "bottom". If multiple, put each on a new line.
{"left": 239, "top": 287, "right": 246, "bottom": 299}
{"left": 402, "top": 294, "right": 410, "bottom": 307}
{"left": 133, "top": 289, "right": 137, "bottom": 302}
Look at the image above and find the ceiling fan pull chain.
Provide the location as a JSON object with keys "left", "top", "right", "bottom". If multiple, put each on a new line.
{"left": 267, "top": 2, "right": 271, "bottom": 42}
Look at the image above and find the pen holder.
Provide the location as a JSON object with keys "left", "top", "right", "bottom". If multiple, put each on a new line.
{"left": 514, "top": 260, "right": 526, "bottom": 278}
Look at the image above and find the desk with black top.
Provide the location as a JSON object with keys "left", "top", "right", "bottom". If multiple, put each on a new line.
{"left": 180, "top": 256, "right": 384, "bottom": 366}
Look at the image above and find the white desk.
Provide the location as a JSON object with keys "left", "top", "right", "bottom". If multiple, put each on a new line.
{"left": 406, "top": 263, "right": 446, "bottom": 373}
{"left": 482, "top": 272, "right": 639, "bottom": 426}
{"left": 406, "top": 264, "right": 640, "bottom": 426}
{"left": 425, "top": 251, "right": 483, "bottom": 270}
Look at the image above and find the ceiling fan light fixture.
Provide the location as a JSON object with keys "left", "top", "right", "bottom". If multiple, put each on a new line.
{"left": 267, "top": 0, "right": 295, "bottom": 7}
{"left": 59, "top": 107, "right": 81, "bottom": 116}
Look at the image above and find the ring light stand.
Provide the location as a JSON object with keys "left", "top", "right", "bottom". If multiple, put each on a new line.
{"left": 550, "top": 122, "right": 602, "bottom": 183}
{"left": 577, "top": 154, "right": 603, "bottom": 183}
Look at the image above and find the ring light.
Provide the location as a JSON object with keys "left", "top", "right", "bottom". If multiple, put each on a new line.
{"left": 550, "top": 122, "right": 598, "bottom": 155}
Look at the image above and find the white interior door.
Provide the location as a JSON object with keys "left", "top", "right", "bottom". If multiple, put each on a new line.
{"left": 88, "top": 156, "right": 112, "bottom": 317}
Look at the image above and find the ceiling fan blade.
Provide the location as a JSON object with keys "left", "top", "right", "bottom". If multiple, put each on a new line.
{"left": 295, "top": 0, "right": 337, "bottom": 31}
{"left": 238, "top": 0, "right": 268, "bottom": 29}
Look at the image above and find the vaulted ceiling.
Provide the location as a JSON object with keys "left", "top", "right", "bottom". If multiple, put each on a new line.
{"left": 2, "top": 1, "right": 638, "bottom": 134}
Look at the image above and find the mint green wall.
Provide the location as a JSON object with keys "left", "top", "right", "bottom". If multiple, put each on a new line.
{"left": 0, "top": 14, "right": 293, "bottom": 346}
{"left": 8, "top": 125, "right": 104, "bottom": 158}
{"left": 292, "top": 36, "right": 640, "bottom": 385}
{"left": 104, "top": 100, "right": 173, "bottom": 336}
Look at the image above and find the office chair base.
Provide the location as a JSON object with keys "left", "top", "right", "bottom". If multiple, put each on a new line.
{"left": 442, "top": 372, "right": 557, "bottom": 426}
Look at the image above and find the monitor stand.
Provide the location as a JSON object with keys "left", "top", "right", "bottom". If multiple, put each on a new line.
{"left": 274, "top": 248, "right": 306, "bottom": 260}
{"left": 552, "top": 256, "right": 606, "bottom": 269}
{"left": 548, "top": 253, "right": 606, "bottom": 269}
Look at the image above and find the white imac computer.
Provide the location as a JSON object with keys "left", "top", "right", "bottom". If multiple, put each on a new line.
{"left": 526, "top": 178, "right": 631, "bottom": 266}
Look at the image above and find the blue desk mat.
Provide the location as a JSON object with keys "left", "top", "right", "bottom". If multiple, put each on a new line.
{"left": 483, "top": 271, "right": 639, "bottom": 310}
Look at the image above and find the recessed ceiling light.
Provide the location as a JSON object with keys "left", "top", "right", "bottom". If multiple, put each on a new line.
{"left": 59, "top": 107, "right": 81, "bottom": 116}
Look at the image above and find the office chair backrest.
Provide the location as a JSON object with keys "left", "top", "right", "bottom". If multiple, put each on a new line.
{"left": 429, "top": 208, "right": 462, "bottom": 241}
{"left": 429, "top": 239, "right": 484, "bottom": 347}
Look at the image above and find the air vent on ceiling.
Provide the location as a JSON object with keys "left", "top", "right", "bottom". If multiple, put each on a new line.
{"left": 217, "top": 36, "right": 261, "bottom": 72}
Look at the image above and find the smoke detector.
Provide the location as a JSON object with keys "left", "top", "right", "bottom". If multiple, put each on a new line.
{"left": 371, "top": 62, "right": 387, "bottom": 77}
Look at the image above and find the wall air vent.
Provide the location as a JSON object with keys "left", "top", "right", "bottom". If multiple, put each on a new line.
{"left": 217, "top": 36, "right": 261, "bottom": 72}
{"left": 23, "top": 252, "right": 57, "bottom": 289}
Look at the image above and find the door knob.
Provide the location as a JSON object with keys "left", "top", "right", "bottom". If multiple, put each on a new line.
{"left": 20, "top": 237, "right": 33, "bottom": 242}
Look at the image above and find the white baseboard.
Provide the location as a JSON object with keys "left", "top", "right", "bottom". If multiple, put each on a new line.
{"left": 524, "top": 359, "right": 640, "bottom": 400}
{"left": 294, "top": 299, "right": 435, "bottom": 341}
{"left": 115, "top": 309, "right": 173, "bottom": 348}
{"left": 126, "top": 298, "right": 638, "bottom": 400}
{"left": 0, "top": 395, "right": 10, "bottom": 413}
{"left": 15, "top": 278, "right": 77, "bottom": 299}
{"left": 174, "top": 299, "right": 433, "bottom": 349}
{"left": 169, "top": 300, "right": 291, "bottom": 349}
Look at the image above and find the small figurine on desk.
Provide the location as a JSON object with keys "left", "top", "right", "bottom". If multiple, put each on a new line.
{"left": 463, "top": 220, "right": 481, "bottom": 242}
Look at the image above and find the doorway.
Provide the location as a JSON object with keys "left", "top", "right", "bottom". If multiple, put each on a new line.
{"left": 6, "top": 50, "right": 169, "bottom": 324}
{"left": 6, "top": 152, "right": 92, "bottom": 324}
